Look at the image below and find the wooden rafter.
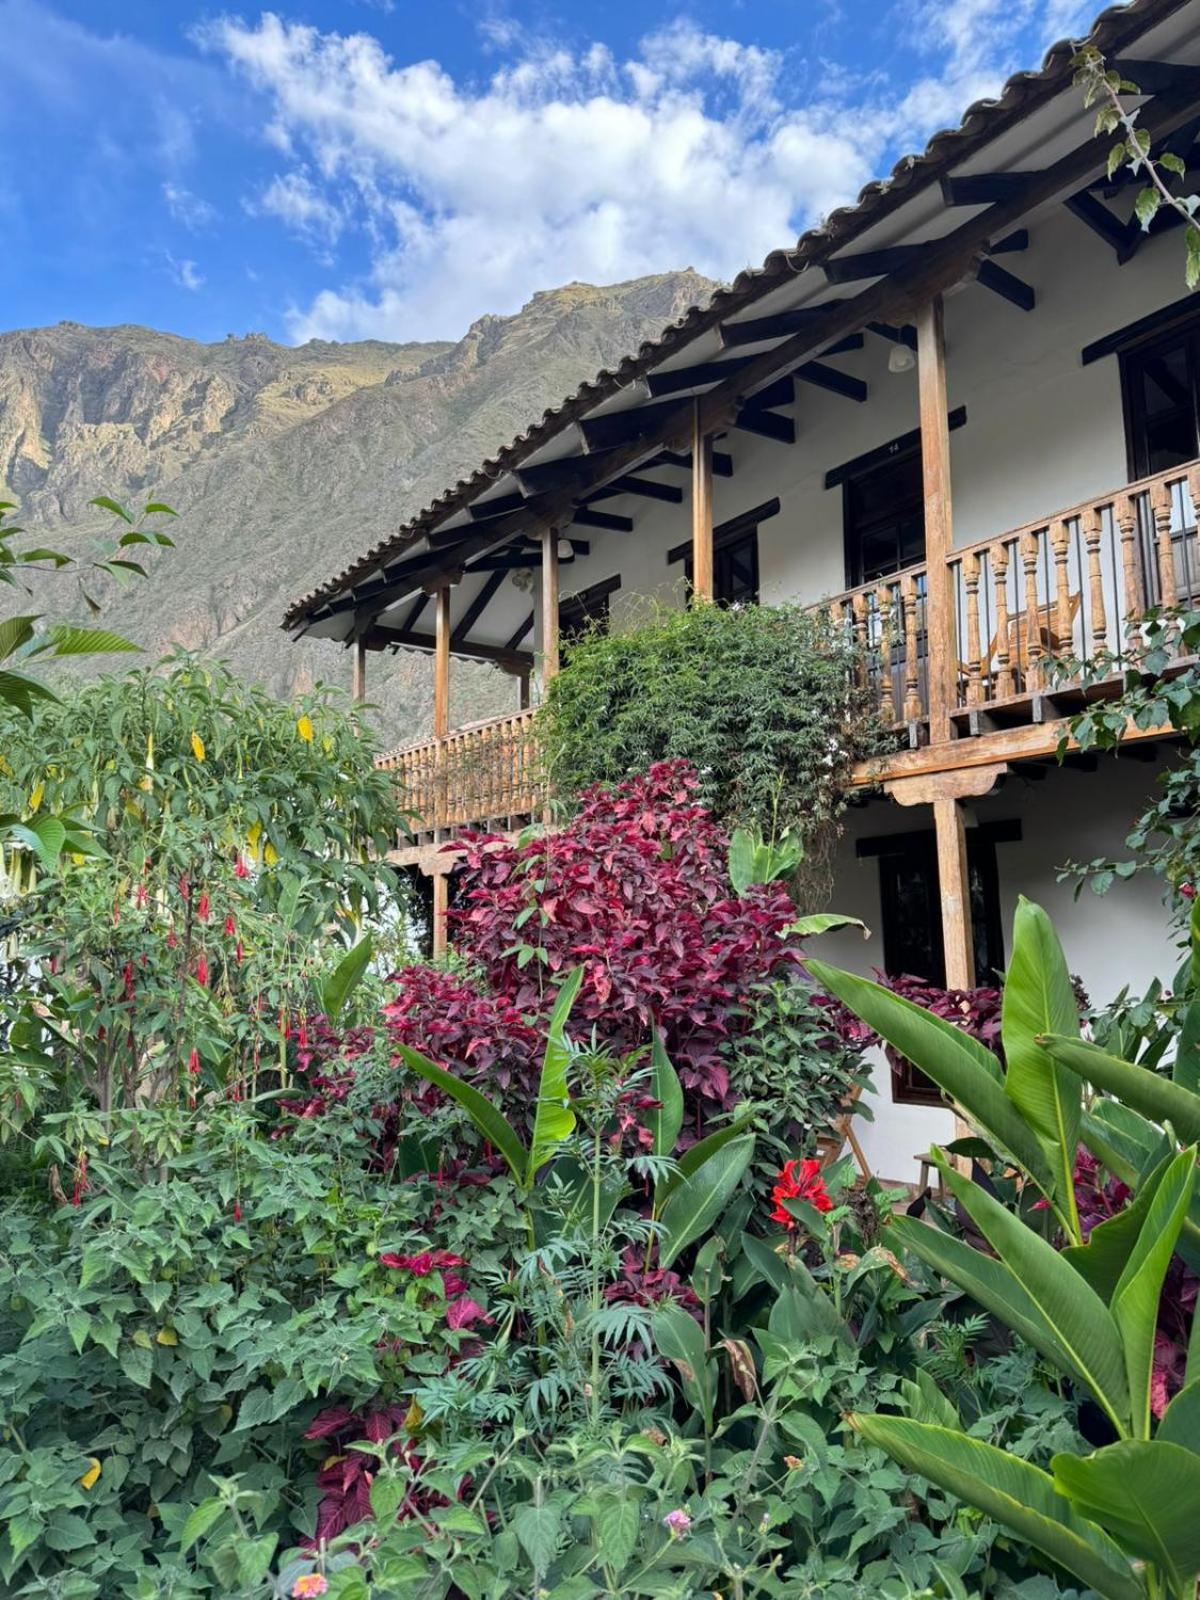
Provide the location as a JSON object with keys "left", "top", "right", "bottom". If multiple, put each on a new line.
{"left": 975, "top": 258, "right": 1035, "bottom": 311}
{"left": 589, "top": 474, "right": 683, "bottom": 504}
{"left": 718, "top": 301, "right": 845, "bottom": 349}
{"left": 647, "top": 448, "right": 734, "bottom": 478}
{"left": 733, "top": 408, "right": 795, "bottom": 444}
{"left": 645, "top": 354, "right": 756, "bottom": 398}
{"left": 868, "top": 320, "right": 918, "bottom": 349}
{"left": 373, "top": 626, "right": 532, "bottom": 672}
{"left": 452, "top": 569, "right": 506, "bottom": 644}
{"left": 796, "top": 360, "right": 868, "bottom": 401}
{"left": 572, "top": 507, "right": 634, "bottom": 532}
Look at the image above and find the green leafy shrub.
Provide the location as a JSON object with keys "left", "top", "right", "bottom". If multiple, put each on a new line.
{"left": 539, "top": 601, "right": 881, "bottom": 858}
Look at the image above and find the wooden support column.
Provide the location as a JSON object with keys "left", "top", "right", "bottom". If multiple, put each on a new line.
{"left": 540, "top": 526, "right": 560, "bottom": 684}
{"left": 433, "top": 586, "right": 451, "bottom": 739}
{"left": 917, "top": 295, "right": 955, "bottom": 745}
{"left": 932, "top": 795, "right": 975, "bottom": 991}
{"left": 431, "top": 871, "right": 449, "bottom": 960}
{"left": 691, "top": 398, "right": 714, "bottom": 604}
{"left": 351, "top": 636, "right": 368, "bottom": 704}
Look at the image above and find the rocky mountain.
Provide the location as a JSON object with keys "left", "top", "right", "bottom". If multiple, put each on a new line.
{"left": 0, "top": 270, "right": 715, "bottom": 747}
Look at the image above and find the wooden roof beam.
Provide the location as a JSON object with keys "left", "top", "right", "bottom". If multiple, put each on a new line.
{"left": 648, "top": 447, "right": 734, "bottom": 478}
{"left": 796, "top": 360, "right": 868, "bottom": 401}
{"left": 869, "top": 320, "right": 918, "bottom": 349}
{"left": 572, "top": 507, "right": 634, "bottom": 531}
{"left": 1109, "top": 57, "right": 1200, "bottom": 94}
{"left": 452, "top": 569, "right": 506, "bottom": 645}
{"left": 718, "top": 302, "right": 845, "bottom": 349}
{"left": 1064, "top": 188, "right": 1136, "bottom": 258}
{"left": 975, "top": 258, "right": 1036, "bottom": 310}
{"left": 645, "top": 353, "right": 757, "bottom": 398}
{"left": 589, "top": 474, "right": 684, "bottom": 504}
{"left": 732, "top": 408, "right": 795, "bottom": 444}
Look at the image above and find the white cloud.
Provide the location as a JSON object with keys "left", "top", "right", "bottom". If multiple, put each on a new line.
{"left": 252, "top": 168, "right": 344, "bottom": 245}
{"left": 165, "top": 252, "right": 205, "bottom": 291}
{"left": 200, "top": 4, "right": 1082, "bottom": 344}
{"left": 163, "top": 182, "right": 217, "bottom": 231}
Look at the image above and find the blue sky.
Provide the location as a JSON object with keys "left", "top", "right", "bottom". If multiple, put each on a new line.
{"left": 2, "top": 0, "right": 1095, "bottom": 346}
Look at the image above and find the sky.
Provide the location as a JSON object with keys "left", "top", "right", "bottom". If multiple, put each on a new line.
{"left": 1, "top": 0, "right": 1098, "bottom": 347}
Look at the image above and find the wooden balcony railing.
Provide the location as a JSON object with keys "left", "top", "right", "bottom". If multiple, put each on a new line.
{"left": 377, "top": 707, "right": 543, "bottom": 842}
{"left": 378, "top": 459, "right": 1200, "bottom": 844}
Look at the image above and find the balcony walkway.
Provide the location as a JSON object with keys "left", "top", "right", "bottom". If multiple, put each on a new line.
{"left": 379, "top": 458, "right": 1198, "bottom": 864}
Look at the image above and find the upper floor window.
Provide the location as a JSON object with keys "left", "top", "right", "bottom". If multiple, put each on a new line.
{"left": 1121, "top": 317, "right": 1200, "bottom": 479}
{"left": 670, "top": 497, "right": 777, "bottom": 604}
{"left": 843, "top": 447, "right": 926, "bottom": 587}
{"left": 559, "top": 574, "right": 620, "bottom": 648}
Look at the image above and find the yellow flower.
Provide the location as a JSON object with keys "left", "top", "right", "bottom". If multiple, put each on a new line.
{"left": 28, "top": 781, "right": 44, "bottom": 813}
{"left": 263, "top": 842, "right": 279, "bottom": 867}
{"left": 80, "top": 1458, "right": 101, "bottom": 1490}
{"left": 190, "top": 731, "right": 206, "bottom": 762}
{"left": 296, "top": 713, "right": 314, "bottom": 743}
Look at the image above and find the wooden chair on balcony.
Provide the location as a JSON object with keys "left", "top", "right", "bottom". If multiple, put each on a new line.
{"left": 960, "top": 591, "right": 1081, "bottom": 700}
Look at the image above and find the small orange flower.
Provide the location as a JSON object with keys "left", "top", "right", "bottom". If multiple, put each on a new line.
{"left": 291, "top": 1575, "right": 329, "bottom": 1598}
{"left": 770, "top": 1158, "right": 833, "bottom": 1230}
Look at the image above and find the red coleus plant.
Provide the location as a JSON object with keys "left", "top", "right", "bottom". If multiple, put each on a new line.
{"left": 380, "top": 964, "right": 542, "bottom": 1103}
{"left": 304, "top": 1403, "right": 446, "bottom": 1543}
{"left": 450, "top": 761, "right": 801, "bottom": 1113}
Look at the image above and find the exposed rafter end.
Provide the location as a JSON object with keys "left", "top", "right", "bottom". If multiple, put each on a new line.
{"left": 648, "top": 448, "right": 734, "bottom": 478}
{"left": 797, "top": 360, "right": 868, "bottom": 402}
{"left": 572, "top": 507, "right": 634, "bottom": 532}
{"left": 868, "top": 320, "right": 918, "bottom": 350}
{"left": 733, "top": 408, "right": 795, "bottom": 444}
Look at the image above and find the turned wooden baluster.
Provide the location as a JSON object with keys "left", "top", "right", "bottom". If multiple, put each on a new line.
{"left": 992, "top": 542, "right": 1014, "bottom": 700}
{"left": 1151, "top": 482, "right": 1178, "bottom": 607}
{"left": 962, "top": 552, "right": 983, "bottom": 707}
{"left": 875, "top": 581, "right": 895, "bottom": 721}
{"left": 1050, "top": 518, "right": 1073, "bottom": 652}
{"left": 1021, "top": 532, "right": 1044, "bottom": 693}
{"left": 851, "top": 592, "right": 869, "bottom": 689}
{"left": 1083, "top": 506, "right": 1108, "bottom": 655}
{"left": 1117, "top": 493, "right": 1142, "bottom": 644}
{"left": 901, "top": 571, "right": 923, "bottom": 721}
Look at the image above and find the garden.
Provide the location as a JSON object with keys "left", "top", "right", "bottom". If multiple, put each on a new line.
{"left": 0, "top": 506, "right": 1199, "bottom": 1599}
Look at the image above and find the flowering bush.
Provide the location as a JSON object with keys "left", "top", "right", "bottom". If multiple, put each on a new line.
{"left": 451, "top": 761, "right": 801, "bottom": 1112}
{"left": 769, "top": 1157, "right": 834, "bottom": 1230}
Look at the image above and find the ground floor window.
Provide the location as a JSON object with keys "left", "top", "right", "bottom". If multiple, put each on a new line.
{"left": 857, "top": 821, "right": 1016, "bottom": 1104}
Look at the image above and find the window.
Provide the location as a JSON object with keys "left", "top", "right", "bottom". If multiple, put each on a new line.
{"left": 1121, "top": 315, "right": 1200, "bottom": 479}
{"left": 859, "top": 824, "right": 1013, "bottom": 1105}
{"left": 670, "top": 497, "right": 777, "bottom": 604}
{"left": 842, "top": 447, "right": 926, "bottom": 587}
{"left": 559, "top": 575, "right": 620, "bottom": 648}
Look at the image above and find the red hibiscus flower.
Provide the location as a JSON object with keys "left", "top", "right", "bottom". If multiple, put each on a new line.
{"left": 770, "top": 1158, "right": 833, "bottom": 1229}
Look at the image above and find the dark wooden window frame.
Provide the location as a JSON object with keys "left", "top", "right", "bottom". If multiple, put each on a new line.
{"left": 559, "top": 573, "right": 621, "bottom": 643}
{"left": 856, "top": 819, "right": 1019, "bottom": 1105}
{"left": 1118, "top": 314, "right": 1200, "bottom": 482}
{"left": 667, "top": 497, "right": 779, "bottom": 606}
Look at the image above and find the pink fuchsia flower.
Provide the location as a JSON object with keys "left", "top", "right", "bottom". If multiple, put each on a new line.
{"left": 235, "top": 855, "right": 250, "bottom": 879}
{"left": 196, "top": 953, "right": 209, "bottom": 988}
{"left": 663, "top": 1508, "right": 692, "bottom": 1538}
{"left": 770, "top": 1158, "right": 833, "bottom": 1229}
{"left": 197, "top": 892, "right": 210, "bottom": 922}
{"left": 291, "top": 1575, "right": 329, "bottom": 1598}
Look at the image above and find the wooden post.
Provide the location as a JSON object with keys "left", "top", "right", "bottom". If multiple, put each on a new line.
{"left": 691, "top": 398, "right": 714, "bottom": 604}
{"left": 351, "top": 636, "right": 367, "bottom": 704}
{"left": 433, "top": 586, "right": 451, "bottom": 739}
{"left": 540, "top": 526, "right": 560, "bottom": 684}
{"left": 917, "top": 295, "right": 955, "bottom": 745}
{"left": 431, "top": 871, "right": 449, "bottom": 960}
{"left": 933, "top": 794, "right": 975, "bottom": 991}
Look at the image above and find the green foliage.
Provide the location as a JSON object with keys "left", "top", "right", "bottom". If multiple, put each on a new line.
{"left": 0, "top": 497, "right": 175, "bottom": 716}
{"left": 539, "top": 600, "right": 882, "bottom": 850}
{"left": 0, "top": 654, "right": 406, "bottom": 1137}
{"left": 818, "top": 894, "right": 1200, "bottom": 1599}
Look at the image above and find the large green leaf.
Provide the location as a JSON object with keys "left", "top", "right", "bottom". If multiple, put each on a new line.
{"left": 1054, "top": 1440, "right": 1200, "bottom": 1590}
{"left": 9, "top": 818, "right": 67, "bottom": 871}
{"left": 0, "top": 614, "right": 36, "bottom": 662}
{"left": 42, "top": 624, "right": 140, "bottom": 656}
{"left": 786, "top": 913, "right": 869, "bottom": 939}
{"left": 807, "top": 959, "right": 1061, "bottom": 1204}
{"left": 649, "top": 1030, "right": 683, "bottom": 1160}
{"left": 889, "top": 1215, "right": 1073, "bottom": 1377}
{"left": 652, "top": 1302, "right": 713, "bottom": 1428}
{"left": 1001, "top": 897, "right": 1082, "bottom": 1230}
{"left": 527, "top": 967, "right": 583, "bottom": 1182}
{"left": 1110, "top": 1148, "right": 1197, "bottom": 1438}
{"left": 393, "top": 1043, "right": 526, "bottom": 1184}
{"left": 315, "top": 935, "right": 373, "bottom": 1021}
{"left": 655, "top": 1111, "right": 756, "bottom": 1207}
{"left": 0, "top": 668, "right": 59, "bottom": 717}
{"left": 851, "top": 1416, "right": 1143, "bottom": 1600}
{"left": 939, "top": 1161, "right": 1130, "bottom": 1432}
{"left": 657, "top": 1134, "right": 754, "bottom": 1269}
{"left": 1043, "top": 1036, "right": 1200, "bottom": 1145}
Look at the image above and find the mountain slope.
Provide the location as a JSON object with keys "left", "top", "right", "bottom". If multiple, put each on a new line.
{"left": 0, "top": 270, "right": 715, "bottom": 746}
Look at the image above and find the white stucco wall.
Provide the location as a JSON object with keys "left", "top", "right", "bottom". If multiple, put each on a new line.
{"left": 815, "top": 756, "right": 1180, "bottom": 1183}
